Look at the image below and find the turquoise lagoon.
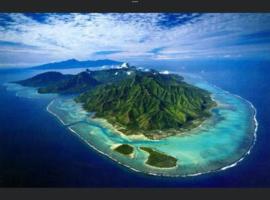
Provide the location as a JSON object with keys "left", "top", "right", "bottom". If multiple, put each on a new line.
{"left": 4, "top": 74, "right": 257, "bottom": 177}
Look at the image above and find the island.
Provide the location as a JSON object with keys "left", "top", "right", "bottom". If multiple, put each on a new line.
{"left": 75, "top": 69, "right": 216, "bottom": 139}
{"left": 16, "top": 63, "right": 216, "bottom": 140}
{"left": 15, "top": 71, "right": 100, "bottom": 94}
{"left": 14, "top": 63, "right": 217, "bottom": 169}
{"left": 140, "top": 147, "right": 177, "bottom": 168}
{"left": 113, "top": 144, "right": 134, "bottom": 157}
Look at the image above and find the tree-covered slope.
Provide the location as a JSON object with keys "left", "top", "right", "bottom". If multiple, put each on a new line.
{"left": 16, "top": 64, "right": 137, "bottom": 94}
{"left": 38, "top": 71, "right": 100, "bottom": 94}
{"left": 89, "top": 66, "right": 137, "bottom": 84}
{"left": 15, "top": 71, "right": 71, "bottom": 87}
{"left": 15, "top": 65, "right": 216, "bottom": 139}
{"left": 16, "top": 71, "right": 100, "bottom": 94}
{"left": 76, "top": 72, "right": 216, "bottom": 139}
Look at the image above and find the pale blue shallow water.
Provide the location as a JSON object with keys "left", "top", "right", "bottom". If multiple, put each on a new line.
{"left": 3, "top": 73, "right": 257, "bottom": 177}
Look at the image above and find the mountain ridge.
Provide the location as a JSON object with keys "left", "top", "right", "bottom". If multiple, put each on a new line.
{"left": 75, "top": 70, "right": 216, "bottom": 139}
{"left": 30, "top": 59, "right": 122, "bottom": 70}
{"left": 15, "top": 64, "right": 216, "bottom": 139}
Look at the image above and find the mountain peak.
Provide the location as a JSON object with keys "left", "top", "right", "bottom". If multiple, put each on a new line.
{"left": 31, "top": 59, "right": 122, "bottom": 70}
{"left": 76, "top": 69, "right": 215, "bottom": 139}
{"left": 120, "top": 62, "right": 130, "bottom": 68}
{"left": 65, "top": 58, "right": 79, "bottom": 62}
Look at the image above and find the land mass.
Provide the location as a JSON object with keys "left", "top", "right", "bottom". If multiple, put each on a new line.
{"left": 140, "top": 147, "right": 177, "bottom": 168}
{"left": 15, "top": 63, "right": 216, "bottom": 139}
{"left": 76, "top": 67, "right": 216, "bottom": 139}
{"left": 30, "top": 59, "right": 122, "bottom": 70}
{"left": 113, "top": 144, "right": 134, "bottom": 157}
{"left": 15, "top": 71, "right": 100, "bottom": 94}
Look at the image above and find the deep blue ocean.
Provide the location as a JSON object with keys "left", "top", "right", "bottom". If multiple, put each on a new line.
{"left": 0, "top": 60, "right": 269, "bottom": 187}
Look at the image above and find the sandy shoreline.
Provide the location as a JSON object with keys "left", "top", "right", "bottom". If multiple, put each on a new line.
{"left": 5, "top": 81, "right": 258, "bottom": 177}
{"left": 45, "top": 84, "right": 258, "bottom": 177}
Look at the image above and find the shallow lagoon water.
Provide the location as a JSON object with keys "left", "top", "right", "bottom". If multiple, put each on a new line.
{"left": 4, "top": 74, "right": 257, "bottom": 177}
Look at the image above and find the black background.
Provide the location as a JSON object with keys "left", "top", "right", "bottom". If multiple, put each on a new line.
{"left": 0, "top": 0, "right": 269, "bottom": 12}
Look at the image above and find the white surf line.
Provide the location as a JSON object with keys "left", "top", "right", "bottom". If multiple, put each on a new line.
{"left": 163, "top": 98, "right": 258, "bottom": 178}
{"left": 182, "top": 100, "right": 258, "bottom": 178}
{"left": 68, "top": 126, "right": 180, "bottom": 176}
{"left": 6, "top": 82, "right": 173, "bottom": 176}
{"left": 46, "top": 99, "right": 71, "bottom": 126}
{"left": 67, "top": 126, "right": 142, "bottom": 173}
{"left": 67, "top": 125, "right": 188, "bottom": 177}
{"left": 7, "top": 75, "right": 259, "bottom": 177}
{"left": 45, "top": 100, "right": 150, "bottom": 174}
{"left": 47, "top": 98, "right": 258, "bottom": 177}
{"left": 168, "top": 72, "right": 259, "bottom": 178}
{"left": 43, "top": 73, "right": 259, "bottom": 177}
{"left": 116, "top": 70, "right": 258, "bottom": 178}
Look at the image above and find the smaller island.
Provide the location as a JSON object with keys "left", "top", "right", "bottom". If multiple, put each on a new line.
{"left": 113, "top": 144, "right": 134, "bottom": 157}
{"left": 140, "top": 147, "right": 177, "bottom": 168}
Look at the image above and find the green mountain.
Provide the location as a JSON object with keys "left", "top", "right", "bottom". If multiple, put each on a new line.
{"left": 16, "top": 63, "right": 138, "bottom": 94}
{"left": 76, "top": 71, "right": 216, "bottom": 139}
{"left": 90, "top": 67, "right": 136, "bottom": 84}
{"left": 16, "top": 71, "right": 100, "bottom": 94}
{"left": 15, "top": 71, "right": 71, "bottom": 87}
{"left": 38, "top": 71, "right": 100, "bottom": 94}
{"left": 16, "top": 65, "right": 216, "bottom": 139}
{"left": 30, "top": 59, "right": 122, "bottom": 70}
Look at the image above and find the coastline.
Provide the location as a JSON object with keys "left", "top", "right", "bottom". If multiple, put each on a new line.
{"left": 89, "top": 112, "right": 215, "bottom": 141}
{"left": 46, "top": 99, "right": 70, "bottom": 126}
{"left": 175, "top": 74, "right": 259, "bottom": 177}
{"left": 47, "top": 91, "right": 258, "bottom": 178}
{"left": 89, "top": 117, "right": 150, "bottom": 141}
{"left": 5, "top": 80, "right": 258, "bottom": 178}
{"left": 110, "top": 144, "right": 136, "bottom": 159}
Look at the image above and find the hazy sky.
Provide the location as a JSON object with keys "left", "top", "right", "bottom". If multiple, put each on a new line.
{"left": 0, "top": 13, "right": 270, "bottom": 67}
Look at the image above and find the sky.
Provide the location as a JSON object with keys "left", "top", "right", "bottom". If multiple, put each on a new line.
{"left": 0, "top": 13, "right": 270, "bottom": 67}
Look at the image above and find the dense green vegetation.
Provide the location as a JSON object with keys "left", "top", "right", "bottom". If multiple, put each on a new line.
{"left": 16, "top": 67, "right": 137, "bottom": 94}
{"left": 37, "top": 71, "right": 100, "bottom": 94}
{"left": 76, "top": 71, "right": 216, "bottom": 139}
{"left": 16, "top": 71, "right": 100, "bottom": 94}
{"left": 89, "top": 67, "right": 136, "bottom": 84}
{"left": 16, "top": 65, "right": 216, "bottom": 139}
{"left": 15, "top": 71, "right": 71, "bottom": 87}
{"left": 114, "top": 144, "right": 134, "bottom": 156}
{"left": 140, "top": 147, "right": 177, "bottom": 168}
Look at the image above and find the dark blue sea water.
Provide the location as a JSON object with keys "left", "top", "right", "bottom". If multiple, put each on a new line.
{"left": 0, "top": 60, "right": 269, "bottom": 187}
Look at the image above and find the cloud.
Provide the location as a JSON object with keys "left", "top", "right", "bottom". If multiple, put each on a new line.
{"left": 0, "top": 13, "right": 270, "bottom": 67}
